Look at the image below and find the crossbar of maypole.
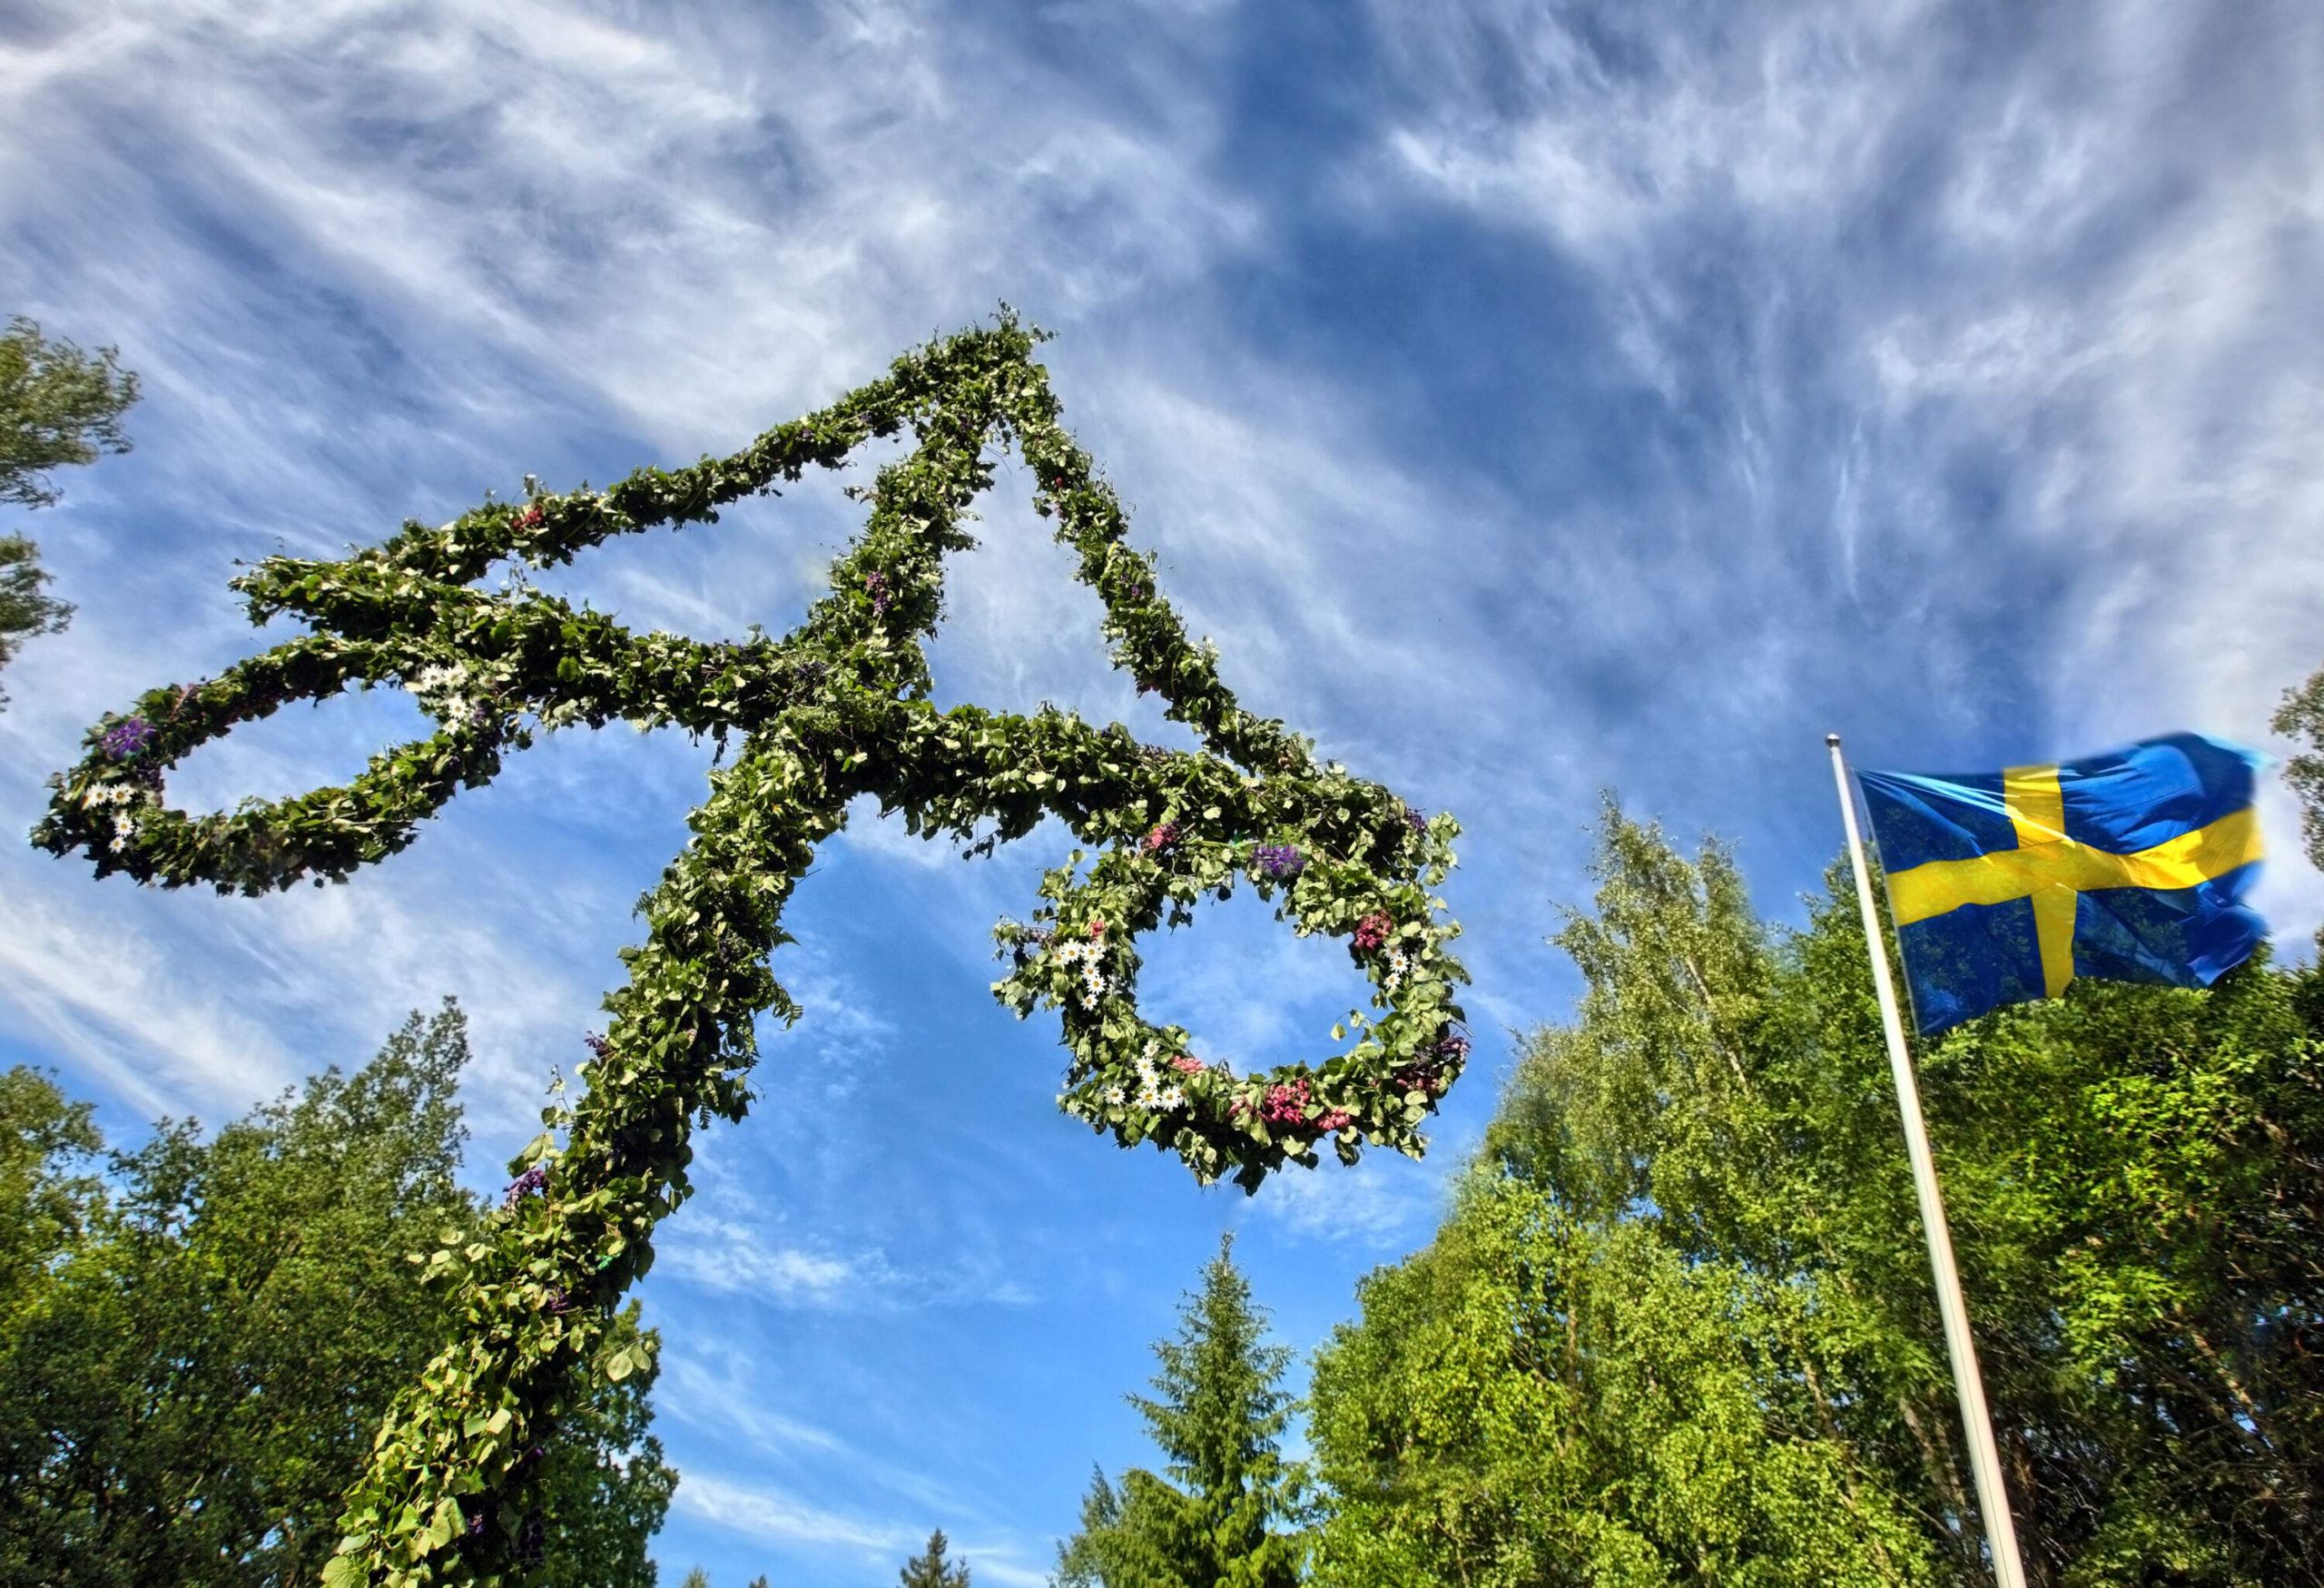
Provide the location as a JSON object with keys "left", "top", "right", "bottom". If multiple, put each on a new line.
{"left": 1826, "top": 733, "right": 2028, "bottom": 1588}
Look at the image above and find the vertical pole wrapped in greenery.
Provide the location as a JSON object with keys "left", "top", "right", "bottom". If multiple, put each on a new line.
{"left": 34, "top": 317, "right": 1468, "bottom": 1585}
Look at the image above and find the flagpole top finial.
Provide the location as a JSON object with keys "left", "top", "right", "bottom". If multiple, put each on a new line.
{"left": 1826, "top": 732, "right": 1843, "bottom": 748}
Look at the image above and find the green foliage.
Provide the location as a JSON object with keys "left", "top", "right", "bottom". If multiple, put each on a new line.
{"left": 1053, "top": 1467, "right": 1123, "bottom": 1588}
{"left": 900, "top": 1530, "right": 970, "bottom": 1588}
{"left": 678, "top": 1571, "right": 710, "bottom": 1588}
{"left": 0, "top": 315, "right": 139, "bottom": 509}
{"left": 0, "top": 1062, "right": 103, "bottom": 1318}
{"left": 1056, "top": 1237, "right": 1305, "bottom": 1588}
{"left": 0, "top": 314, "right": 139, "bottom": 705}
{"left": 34, "top": 316, "right": 1467, "bottom": 1584}
{"left": 1310, "top": 1189, "right": 1933, "bottom": 1586}
{"left": 1312, "top": 804, "right": 2324, "bottom": 1583}
{"left": 2273, "top": 663, "right": 2324, "bottom": 877}
{"left": 0, "top": 530, "right": 73, "bottom": 704}
{"left": 0, "top": 1005, "right": 674, "bottom": 1588}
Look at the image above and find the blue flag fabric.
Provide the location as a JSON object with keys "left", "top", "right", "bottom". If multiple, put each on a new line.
{"left": 1856, "top": 733, "right": 2267, "bottom": 1034}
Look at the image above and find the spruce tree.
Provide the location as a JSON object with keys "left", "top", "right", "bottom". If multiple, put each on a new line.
{"left": 1051, "top": 1466, "right": 1122, "bottom": 1587}
{"left": 899, "top": 1528, "right": 970, "bottom": 1587}
{"left": 1055, "top": 1237, "right": 1305, "bottom": 1588}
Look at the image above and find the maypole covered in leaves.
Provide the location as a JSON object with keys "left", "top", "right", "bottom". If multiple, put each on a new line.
{"left": 34, "top": 316, "right": 1469, "bottom": 1585}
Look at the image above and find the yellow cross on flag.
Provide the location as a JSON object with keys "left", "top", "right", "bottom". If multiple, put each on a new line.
{"left": 1857, "top": 734, "right": 2266, "bottom": 1031}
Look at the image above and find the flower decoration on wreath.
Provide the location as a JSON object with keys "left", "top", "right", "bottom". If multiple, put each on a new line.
{"left": 33, "top": 314, "right": 1467, "bottom": 1586}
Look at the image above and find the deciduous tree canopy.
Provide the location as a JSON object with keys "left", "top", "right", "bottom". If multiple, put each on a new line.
{"left": 1310, "top": 804, "right": 2324, "bottom": 1584}
{"left": 0, "top": 1003, "right": 675, "bottom": 1588}
{"left": 0, "top": 314, "right": 141, "bottom": 703}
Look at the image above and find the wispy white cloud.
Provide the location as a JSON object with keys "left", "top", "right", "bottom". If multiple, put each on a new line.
{"left": 1364, "top": 0, "right": 2324, "bottom": 939}
{"left": 677, "top": 1471, "right": 1057, "bottom": 1588}
{"left": 660, "top": 1346, "right": 851, "bottom": 1461}
{"left": 5, "top": 2, "right": 2319, "bottom": 1583}
{"left": 0, "top": 887, "right": 300, "bottom": 1121}
{"left": 659, "top": 1217, "right": 900, "bottom": 1307}
{"left": 1246, "top": 1149, "right": 1450, "bottom": 1251}
{"left": 675, "top": 1472, "right": 921, "bottom": 1555}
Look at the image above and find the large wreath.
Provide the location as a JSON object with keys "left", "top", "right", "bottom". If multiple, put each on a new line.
{"left": 35, "top": 317, "right": 1468, "bottom": 1585}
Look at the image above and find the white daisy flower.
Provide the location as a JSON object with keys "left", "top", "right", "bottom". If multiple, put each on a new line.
{"left": 1384, "top": 946, "right": 1411, "bottom": 993}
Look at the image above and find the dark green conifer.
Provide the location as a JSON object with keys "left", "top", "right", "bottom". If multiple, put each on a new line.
{"left": 899, "top": 1528, "right": 970, "bottom": 1587}
{"left": 1054, "top": 1237, "right": 1305, "bottom": 1588}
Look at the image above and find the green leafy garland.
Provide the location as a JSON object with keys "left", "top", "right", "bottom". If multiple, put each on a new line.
{"left": 34, "top": 317, "right": 1468, "bottom": 1585}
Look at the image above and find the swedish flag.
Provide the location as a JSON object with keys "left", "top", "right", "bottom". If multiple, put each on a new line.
{"left": 1856, "top": 733, "right": 2267, "bottom": 1033}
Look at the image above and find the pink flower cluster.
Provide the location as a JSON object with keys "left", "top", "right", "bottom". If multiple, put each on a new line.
{"left": 1315, "top": 1110, "right": 1354, "bottom": 1131}
{"left": 1354, "top": 912, "right": 1393, "bottom": 951}
{"left": 514, "top": 504, "right": 545, "bottom": 530}
{"left": 1169, "top": 1053, "right": 1206, "bottom": 1076}
{"left": 1143, "top": 821, "right": 1179, "bottom": 854}
{"left": 1261, "top": 1077, "right": 1311, "bottom": 1125}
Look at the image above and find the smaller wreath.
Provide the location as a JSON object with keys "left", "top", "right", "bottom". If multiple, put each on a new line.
{"left": 996, "top": 810, "right": 1468, "bottom": 1189}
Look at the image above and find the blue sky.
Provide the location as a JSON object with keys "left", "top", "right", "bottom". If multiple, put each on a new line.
{"left": 3, "top": 1, "right": 2320, "bottom": 1583}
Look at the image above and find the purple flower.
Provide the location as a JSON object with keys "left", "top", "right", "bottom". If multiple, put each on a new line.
{"left": 583, "top": 1031, "right": 614, "bottom": 1060}
{"left": 864, "top": 570, "right": 891, "bottom": 616}
{"left": 1393, "top": 1060, "right": 1444, "bottom": 1097}
{"left": 503, "top": 1165, "right": 548, "bottom": 1208}
{"left": 101, "top": 717, "right": 156, "bottom": 761}
{"left": 1403, "top": 804, "right": 1427, "bottom": 835}
{"left": 1434, "top": 1026, "right": 1472, "bottom": 1061}
{"left": 1255, "top": 843, "right": 1304, "bottom": 880}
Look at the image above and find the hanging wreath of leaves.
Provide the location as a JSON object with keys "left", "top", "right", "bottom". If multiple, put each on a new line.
{"left": 34, "top": 315, "right": 1468, "bottom": 1585}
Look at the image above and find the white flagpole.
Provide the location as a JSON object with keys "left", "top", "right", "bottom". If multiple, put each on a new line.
{"left": 1827, "top": 733, "right": 2028, "bottom": 1588}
